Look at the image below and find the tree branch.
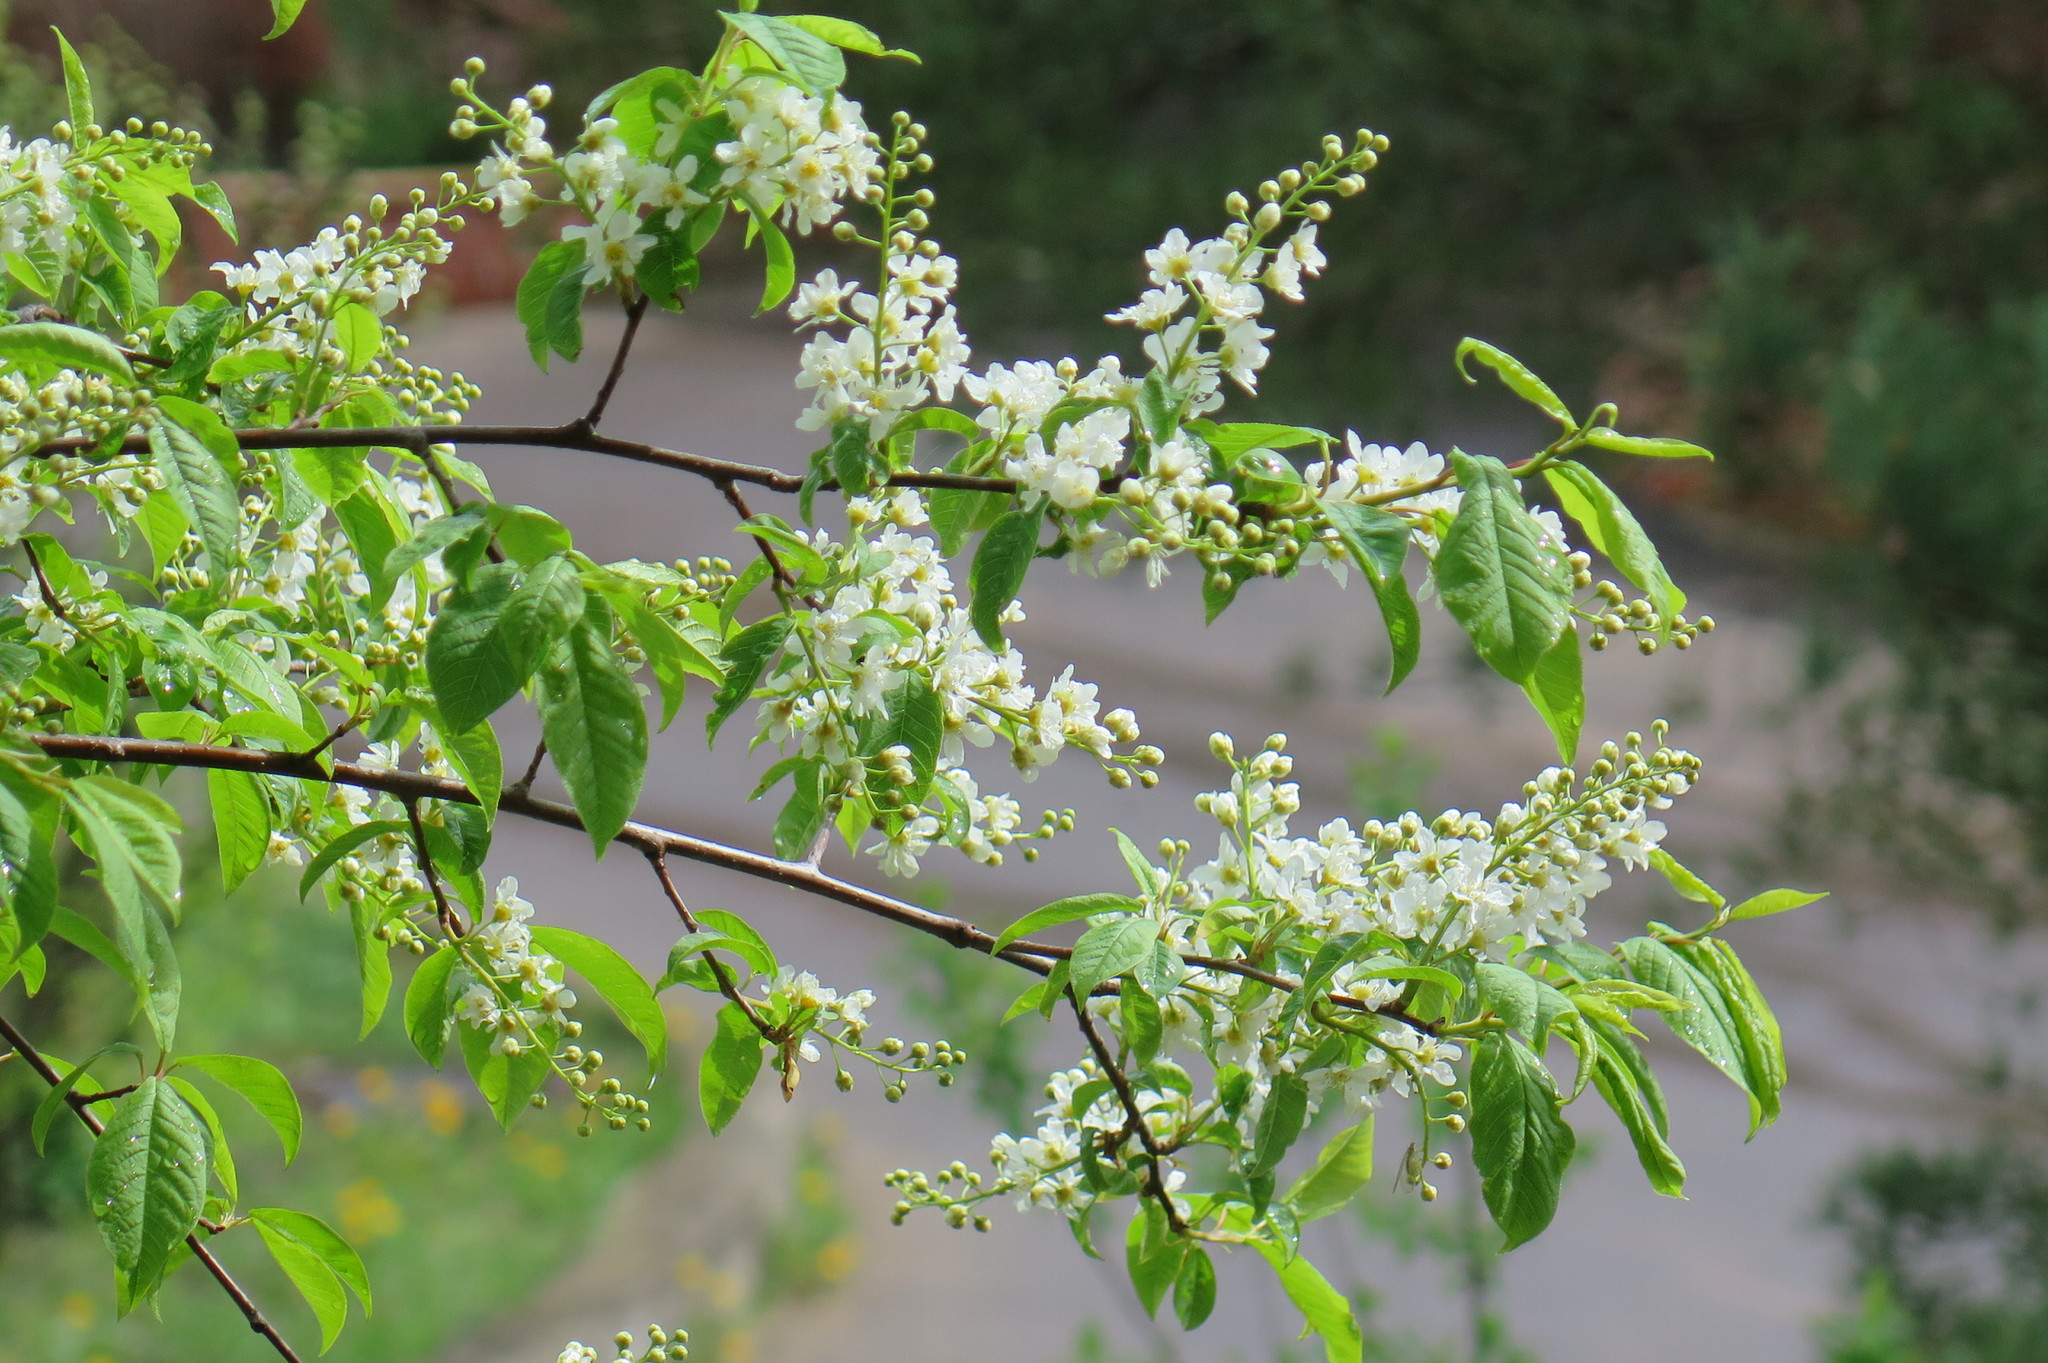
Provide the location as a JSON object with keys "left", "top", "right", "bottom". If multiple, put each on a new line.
{"left": 1070, "top": 995, "right": 1189, "bottom": 1236}
{"left": 22, "top": 733, "right": 1431, "bottom": 1031}
{"left": 0, "top": 1012, "right": 306, "bottom": 1363}
{"left": 577, "top": 293, "right": 650, "bottom": 434}
{"left": 644, "top": 848, "right": 773, "bottom": 1038}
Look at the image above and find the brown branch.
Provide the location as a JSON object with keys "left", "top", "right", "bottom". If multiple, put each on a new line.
{"left": 34, "top": 423, "right": 1018, "bottom": 496}
{"left": 577, "top": 294, "right": 649, "bottom": 433}
{"left": 22, "top": 733, "right": 1430, "bottom": 1031}
{"left": 21, "top": 540, "right": 70, "bottom": 621}
{"left": 645, "top": 848, "right": 773, "bottom": 1038}
{"left": 418, "top": 445, "right": 506, "bottom": 566}
{"left": 717, "top": 477, "right": 802, "bottom": 595}
{"left": 508, "top": 740, "right": 547, "bottom": 797}
{"left": 0, "top": 1012, "right": 306, "bottom": 1363}
{"left": 1071, "top": 995, "right": 1188, "bottom": 1236}
{"left": 403, "top": 797, "right": 465, "bottom": 937}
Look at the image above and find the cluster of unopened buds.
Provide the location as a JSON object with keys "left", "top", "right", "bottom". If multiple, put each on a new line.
{"left": 554, "top": 1324, "right": 688, "bottom": 1363}
{"left": 883, "top": 1160, "right": 995, "bottom": 1230}
{"left": 1581, "top": 570, "right": 1716, "bottom": 654}
{"left": 862, "top": 1034, "right": 965, "bottom": 1102}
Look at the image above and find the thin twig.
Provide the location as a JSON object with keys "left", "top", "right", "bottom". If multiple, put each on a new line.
{"left": 0, "top": 1012, "right": 306, "bottom": 1363}
{"left": 297, "top": 712, "right": 361, "bottom": 764}
{"left": 403, "top": 798, "right": 465, "bottom": 937}
{"left": 21, "top": 540, "right": 69, "bottom": 621}
{"left": 645, "top": 848, "right": 773, "bottom": 1038}
{"left": 578, "top": 293, "right": 649, "bottom": 433}
{"left": 419, "top": 444, "right": 507, "bottom": 566}
{"left": 1071, "top": 995, "right": 1189, "bottom": 1236}
{"left": 509, "top": 740, "right": 547, "bottom": 797}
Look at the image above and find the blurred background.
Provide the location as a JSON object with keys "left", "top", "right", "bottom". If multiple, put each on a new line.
{"left": 7, "top": 1, "right": 2048, "bottom": 1360}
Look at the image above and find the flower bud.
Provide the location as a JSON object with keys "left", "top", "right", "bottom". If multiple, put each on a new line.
{"left": 1208, "top": 732, "right": 1235, "bottom": 762}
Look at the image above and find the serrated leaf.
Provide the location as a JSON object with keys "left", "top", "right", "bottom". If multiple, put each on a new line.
{"left": 536, "top": 598, "right": 648, "bottom": 855}
{"left": 1436, "top": 451, "right": 1572, "bottom": 683}
{"left": 530, "top": 925, "right": 667, "bottom": 1081}
{"left": 1120, "top": 978, "right": 1162, "bottom": 1066}
{"left": 1067, "top": 915, "right": 1158, "bottom": 999}
{"left": 0, "top": 320, "right": 134, "bottom": 378}
{"left": 176, "top": 1053, "right": 302, "bottom": 1164}
{"left": 1249, "top": 1071, "right": 1310, "bottom": 1177}
{"left": 1591, "top": 1044, "right": 1685, "bottom": 1197}
{"left": 350, "top": 894, "right": 393, "bottom": 1040}
{"left": 699, "top": 1001, "right": 764, "bottom": 1134}
{"left": 1687, "top": 938, "right": 1785, "bottom": 1135}
{"left": 251, "top": 1206, "right": 369, "bottom": 1353}
{"left": 723, "top": 11, "right": 848, "bottom": 93}
{"left": 1521, "top": 624, "right": 1584, "bottom": 763}
{"left": 32, "top": 1040, "right": 138, "bottom": 1155}
{"left": 298, "top": 820, "right": 410, "bottom": 900}
{"left": 1249, "top": 1243, "right": 1363, "bottom": 1363}
{"left": 969, "top": 502, "right": 1043, "bottom": 650}
{"left": 706, "top": 616, "right": 789, "bottom": 743}
{"left": 1470, "top": 1033, "right": 1575, "bottom": 1250}
{"left": 782, "top": 14, "right": 920, "bottom": 60}
{"left": 516, "top": 239, "right": 587, "bottom": 369}
{"left": 424, "top": 564, "right": 530, "bottom": 734}
{"left": 1321, "top": 500, "right": 1409, "bottom": 581}
{"left": 1620, "top": 936, "right": 1758, "bottom": 1129}
{"left": 1478, "top": 961, "right": 1541, "bottom": 1036}
{"left": 149, "top": 405, "right": 242, "bottom": 570}
{"left": 88, "top": 1077, "right": 210, "bottom": 1298}
{"left": 1542, "top": 460, "right": 1685, "bottom": 621}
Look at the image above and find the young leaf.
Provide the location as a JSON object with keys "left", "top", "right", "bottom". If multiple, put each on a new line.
{"left": 263, "top": 0, "right": 311, "bottom": 40}
{"left": 53, "top": 28, "right": 94, "bottom": 132}
{"left": 250, "top": 1207, "right": 370, "bottom": 1352}
{"left": 350, "top": 895, "right": 393, "bottom": 1040}
{"left": 403, "top": 946, "right": 461, "bottom": 1069}
{"left": 1321, "top": 500, "right": 1409, "bottom": 582}
{"left": 31, "top": 1040, "right": 138, "bottom": 1154}
{"left": 1727, "top": 888, "right": 1827, "bottom": 921}
{"left": 1249, "top": 1243, "right": 1364, "bottom": 1363}
{"left": 515, "top": 239, "right": 587, "bottom": 368}
{"left": 458, "top": 1015, "right": 550, "bottom": 1128}
{"left": 1250, "top": 1072, "right": 1310, "bottom": 1177}
{"left": 1454, "top": 337, "right": 1573, "bottom": 427}
{"left": 782, "top": 14, "right": 919, "bottom": 60}
{"left": 175, "top": 1053, "right": 302, "bottom": 1164}
{"left": 536, "top": 598, "right": 649, "bottom": 855}
{"left": 207, "top": 768, "right": 271, "bottom": 895}
{"left": 1119, "top": 979, "right": 1163, "bottom": 1066}
{"left": 991, "top": 893, "right": 1142, "bottom": 957}
{"left": 1067, "top": 916, "right": 1158, "bottom": 999}
{"left": 1591, "top": 1044, "right": 1686, "bottom": 1198}
{"left": 749, "top": 204, "right": 796, "bottom": 314}
{"left": 1620, "top": 936, "right": 1758, "bottom": 1129}
{"left": 1686, "top": 938, "right": 1786, "bottom": 1135}
{"left": 1369, "top": 570, "right": 1422, "bottom": 694}
{"left": 149, "top": 406, "right": 242, "bottom": 570}
{"left": 706, "top": 616, "right": 790, "bottom": 743}
{"left": 1287, "top": 1116, "right": 1375, "bottom": 1221}
{"left": 969, "top": 502, "right": 1044, "bottom": 649}
{"left": 1470, "top": 1033, "right": 1575, "bottom": 1250}
{"left": 425, "top": 564, "right": 531, "bottom": 733}
{"left": 530, "top": 925, "right": 668, "bottom": 1081}
{"left": 862, "top": 676, "right": 942, "bottom": 801}
{"left": 1477, "top": 961, "right": 1541, "bottom": 1037}
{"left": 1649, "top": 848, "right": 1725, "bottom": 909}
{"left": 298, "top": 820, "right": 411, "bottom": 901}
{"left": 723, "top": 11, "right": 849, "bottom": 94}
{"left": 1435, "top": 451, "right": 1572, "bottom": 683}
{"left": 87, "top": 1077, "right": 210, "bottom": 1299}
{"left": 700, "top": 1002, "right": 765, "bottom": 1134}
{"left": 1542, "top": 460, "right": 1685, "bottom": 620}
{"left": 1579, "top": 427, "right": 1713, "bottom": 460}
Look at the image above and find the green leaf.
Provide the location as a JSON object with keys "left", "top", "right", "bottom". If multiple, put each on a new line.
{"left": 515, "top": 239, "right": 587, "bottom": 369}
{"left": 1521, "top": 625, "right": 1584, "bottom": 763}
{"left": 1454, "top": 338, "right": 1573, "bottom": 427}
{"left": 350, "top": 894, "right": 393, "bottom": 1040}
{"left": 488, "top": 504, "right": 576, "bottom": 567}
{"left": 458, "top": 1015, "right": 550, "bottom": 1128}
{"left": 749, "top": 203, "right": 796, "bottom": 314}
{"left": 382, "top": 511, "right": 490, "bottom": 588}
{"left": 175, "top": 1054, "right": 302, "bottom": 1164}
{"left": 536, "top": 598, "right": 648, "bottom": 855}
{"left": 530, "top": 925, "right": 667, "bottom": 1081}
{"left": 686, "top": 909, "right": 778, "bottom": 977}
{"left": 1470, "top": 1033, "right": 1575, "bottom": 1250}
{"left": 969, "top": 502, "right": 1044, "bottom": 650}
{"left": 88, "top": 1077, "right": 210, "bottom": 1298}
{"left": 1120, "top": 978, "right": 1163, "bottom": 1066}
{"left": 723, "top": 11, "right": 848, "bottom": 94}
{"left": 706, "top": 616, "right": 790, "bottom": 743}
{"left": 251, "top": 1207, "right": 369, "bottom": 1351}
{"left": 1190, "top": 420, "right": 1329, "bottom": 462}
{"left": 769, "top": 759, "right": 831, "bottom": 861}
{"left": 862, "top": 676, "right": 942, "bottom": 801}
{"left": 1579, "top": 427, "right": 1713, "bottom": 460}
{"left": 1287, "top": 1116, "right": 1374, "bottom": 1221}
{"left": 1435, "top": 450, "right": 1572, "bottom": 683}
{"left": 1649, "top": 848, "right": 1725, "bottom": 909}
{"left": 1068, "top": 916, "right": 1158, "bottom": 999}
{"left": 699, "top": 1001, "right": 764, "bottom": 1134}
{"left": 1124, "top": 1202, "right": 1185, "bottom": 1318}
{"left": 206, "top": 768, "right": 270, "bottom": 895}
{"left": 1620, "top": 936, "right": 1758, "bottom": 1129}
{"left": 166, "top": 1075, "right": 235, "bottom": 1206}
{"left": 403, "top": 946, "right": 461, "bottom": 1069}
{"left": 1321, "top": 500, "right": 1409, "bottom": 581}
{"left": 0, "top": 320, "right": 134, "bottom": 379}
{"left": 781, "top": 14, "right": 919, "bottom": 60}
{"left": 1591, "top": 1043, "right": 1686, "bottom": 1198}
{"left": 150, "top": 402, "right": 243, "bottom": 570}
{"left": 1250, "top": 1243, "right": 1364, "bottom": 1363}
{"left": 1543, "top": 460, "right": 1685, "bottom": 620}
{"left": 1250, "top": 1071, "right": 1310, "bottom": 1177}
{"left": 1728, "top": 888, "right": 1828, "bottom": 921}
{"left": 1686, "top": 937, "right": 1786, "bottom": 1135}
{"left": 1369, "top": 570, "right": 1422, "bottom": 694}
{"left": 425, "top": 564, "right": 529, "bottom": 733}
{"left": 1172, "top": 1244, "right": 1217, "bottom": 1330}
{"left": 1478, "top": 961, "right": 1541, "bottom": 1036}
{"left": 53, "top": 28, "right": 93, "bottom": 131}
{"left": 193, "top": 181, "right": 237, "bottom": 241}
{"left": 263, "top": 0, "right": 310, "bottom": 40}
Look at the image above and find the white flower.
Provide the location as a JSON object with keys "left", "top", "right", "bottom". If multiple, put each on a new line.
{"left": 562, "top": 202, "right": 656, "bottom": 286}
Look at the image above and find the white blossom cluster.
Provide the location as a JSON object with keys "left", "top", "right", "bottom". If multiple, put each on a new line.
{"left": 456, "top": 876, "right": 581, "bottom": 1055}
{"left": 904, "top": 728, "right": 1702, "bottom": 1229}
{"left": 789, "top": 246, "right": 971, "bottom": 433}
{"left": 0, "top": 129, "right": 75, "bottom": 255}
{"left": 755, "top": 965, "right": 874, "bottom": 1065}
{"left": 753, "top": 491, "right": 1155, "bottom": 877}
{"left": 211, "top": 209, "right": 445, "bottom": 358}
